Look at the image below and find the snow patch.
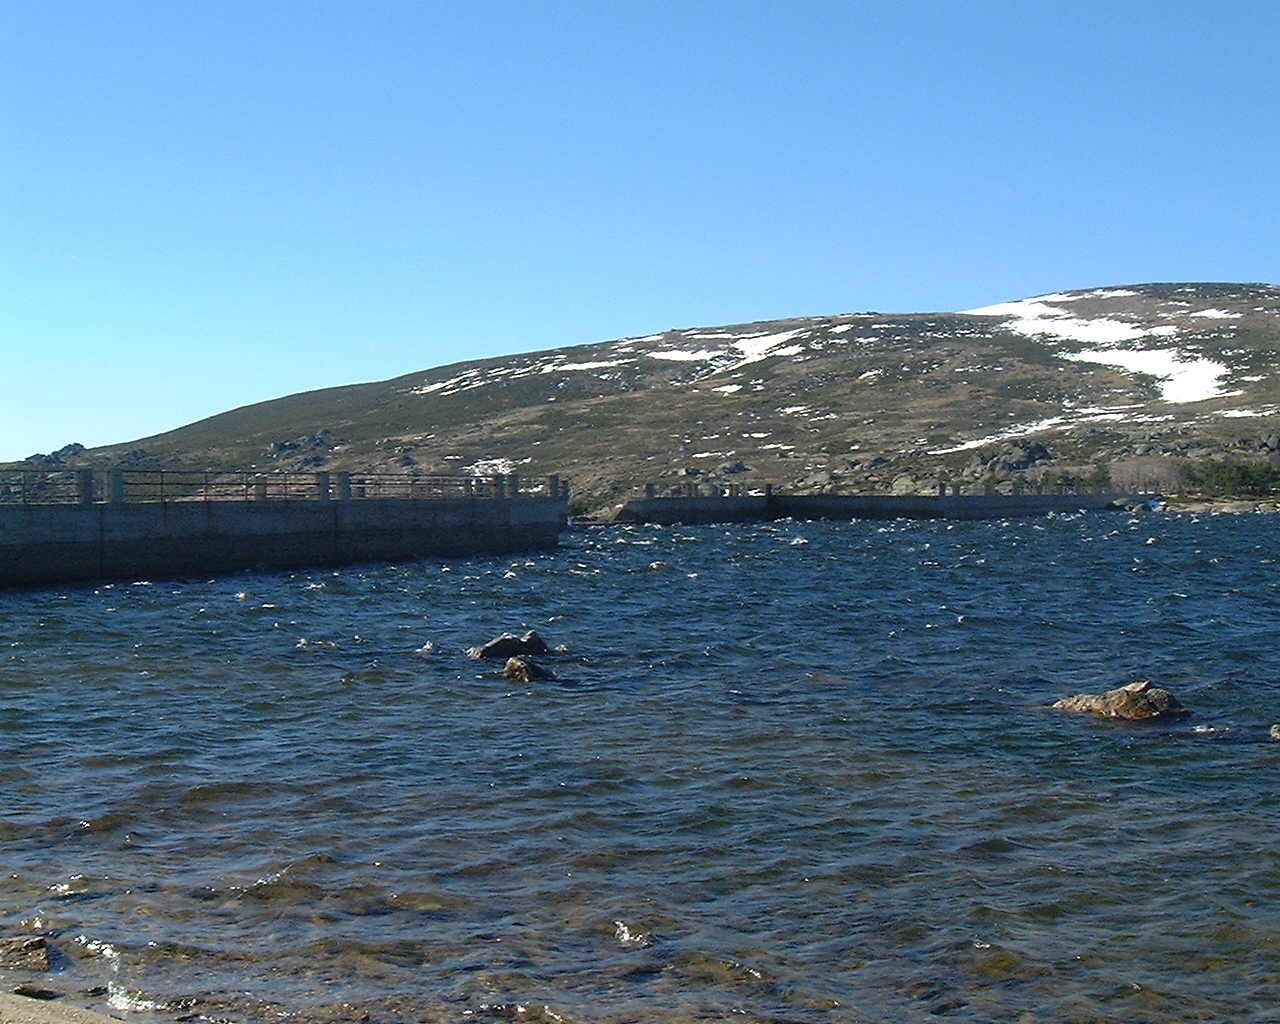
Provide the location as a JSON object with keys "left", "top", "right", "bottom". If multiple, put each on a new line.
{"left": 711, "top": 384, "right": 743, "bottom": 394}
{"left": 464, "top": 457, "right": 531, "bottom": 476}
{"left": 1066, "top": 288, "right": 1140, "bottom": 299}
{"left": 647, "top": 349, "right": 724, "bottom": 362}
{"left": 961, "top": 298, "right": 1168, "bottom": 346}
{"left": 732, "top": 330, "right": 805, "bottom": 364}
{"left": 961, "top": 293, "right": 1181, "bottom": 343}
{"left": 958, "top": 293, "right": 1229, "bottom": 402}
{"left": 931, "top": 418, "right": 1067, "bottom": 454}
{"left": 541, "top": 358, "right": 634, "bottom": 373}
{"left": 1216, "top": 406, "right": 1280, "bottom": 418}
{"left": 1189, "top": 308, "right": 1242, "bottom": 319}
{"left": 1060, "top": 347, "right": 1228, "bottom": 403}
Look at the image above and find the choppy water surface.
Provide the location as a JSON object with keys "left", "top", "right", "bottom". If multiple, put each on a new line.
{"left": 3, "top": 513, "right": 1280, "bottom": 1024}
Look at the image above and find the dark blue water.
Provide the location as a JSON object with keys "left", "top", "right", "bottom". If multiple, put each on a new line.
{"left": 2, "top": 512, "right": 1279, "bottom": 1023}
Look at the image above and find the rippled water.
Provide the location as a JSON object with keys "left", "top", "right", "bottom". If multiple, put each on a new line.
{"left": 3, "top": 512, "right": 1280, "bottom": 1024}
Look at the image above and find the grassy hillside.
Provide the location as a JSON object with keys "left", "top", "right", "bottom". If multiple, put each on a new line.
{"left": 15, "top": 283, "right": 1280, "bottom": 515}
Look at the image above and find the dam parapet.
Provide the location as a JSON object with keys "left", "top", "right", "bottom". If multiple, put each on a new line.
{"left": 0, "top": 468, "right": 570, "bottom": 589}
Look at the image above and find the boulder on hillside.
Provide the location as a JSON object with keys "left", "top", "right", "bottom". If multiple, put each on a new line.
{"left": 468, "top": 630, "right": 555, "bottom": 659}
{"left": 503, "top": 656, "right": 555, "bottom": 683}
{"left": 1052, "top": 680, "right": 1189, "bottom": 720}
{"left": 969, "top": 442, "right": 1054, "bottom": 479}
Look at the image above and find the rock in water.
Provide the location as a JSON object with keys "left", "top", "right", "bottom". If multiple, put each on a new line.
{"left": 503, "top": 656, "right": 555, "bottom": 683}
{"left": 1052, "top": 680, "right": 1188, "bottom": 720}
{"left": 12, "top": 984, "right": 62, "bottom": 1000}
{"left": 1270, "top": 724, "right": 1280, "bottom": 741}
{"left": 0, "top": 936, "right": 50, "bottom": 971}
{"left": 468, "top": 630, "right": 554, "bottom": 659}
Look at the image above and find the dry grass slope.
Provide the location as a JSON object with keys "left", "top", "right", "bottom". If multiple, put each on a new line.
{"left": 13, "top": 283, "right": 1280, "bottom": 516}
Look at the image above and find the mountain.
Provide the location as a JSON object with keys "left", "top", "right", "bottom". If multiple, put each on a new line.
{"left": 17, "top": 283, "right": 1280, "bottom": 515}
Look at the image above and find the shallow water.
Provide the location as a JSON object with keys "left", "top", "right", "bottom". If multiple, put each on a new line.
{"left": 2, "top": 512, "right": 1280, "bottom": 1023}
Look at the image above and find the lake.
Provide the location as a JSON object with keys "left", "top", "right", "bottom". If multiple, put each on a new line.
{"left": 2, "top": 511, "right": 1279, "bottom": 1023}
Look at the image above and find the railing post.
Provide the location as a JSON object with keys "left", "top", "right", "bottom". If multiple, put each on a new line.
{"left": 509, "top": 473, "right": 520, "bottom": 497}
{"left": 548, "top": 474, "right": 561, "bottom": 498}
{"left": 495, "top": 474, "right": 506, "bottom": 498}
{"left": 254, "top": 476, "right": 268, "bottom": 501}
{"left": 336, "top": 471, "right": 351, "bottom": 501}
{"left": 316, "top": 471, "right": 331, "bottom": 502}
{"left": 76, "top": 467, "right": 95, "bottom": 504}
{"left": 644, "top": 483, "right": 656, "bottom": 499}
{"left": 108, "top": 467, "right": 126, "bottom": 504}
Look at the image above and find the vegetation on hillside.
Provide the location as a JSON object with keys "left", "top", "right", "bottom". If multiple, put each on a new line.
{"left": 8, "top": 283, "right": 1280, "bottom": 514}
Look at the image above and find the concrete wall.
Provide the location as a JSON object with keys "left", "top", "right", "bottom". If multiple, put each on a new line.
{"left": 612, "top": 495, "right": 770, "bottom": 525}
{"left": 613, "top": 491, "right": 1139, "bottom": 526}
{"left": 0, "top": 496, "right": 569, "bottom": 589}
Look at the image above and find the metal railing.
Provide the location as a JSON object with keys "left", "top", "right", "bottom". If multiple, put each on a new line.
{"left": 0, "top": 471, "right": 84, "bottom": 504}
{"left": 0, "top": 468, "right": 569, "bottom": 505}
{"left": 640, "top": 479, "right": 1144, "bottom": 500}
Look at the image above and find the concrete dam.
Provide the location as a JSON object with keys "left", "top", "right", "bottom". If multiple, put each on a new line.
{"left": 612, "top": 483, "right": 1153, "bottom": 526}
{"left": 0, "top": 468, "right": 570, "bottom": 589}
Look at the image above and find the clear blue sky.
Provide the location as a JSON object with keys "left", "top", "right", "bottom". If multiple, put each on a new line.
{"left": 3, "top": 1, "right": 1278, "bottom": 461}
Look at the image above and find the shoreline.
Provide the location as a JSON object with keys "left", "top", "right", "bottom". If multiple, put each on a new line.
{"left": 0, "top": 993, "right": 120, "bottom": 1024}
{"left": 1161, "top": 498, "right": 1280, "bottom": 514}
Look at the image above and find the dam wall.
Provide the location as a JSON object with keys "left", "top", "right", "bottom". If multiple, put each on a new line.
{"left": 613, "top": 491, "right": 1145, "bottom": 526}
{"left": 0, "top": 495, "right": 569, "bottom": 589}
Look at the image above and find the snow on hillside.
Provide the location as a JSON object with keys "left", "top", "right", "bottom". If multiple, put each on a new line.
{"left": 401, "top": 286, "right": 1273, "bottom": 463}
{"left": 959, "top": 290, "right": 1230, "bottom": 403}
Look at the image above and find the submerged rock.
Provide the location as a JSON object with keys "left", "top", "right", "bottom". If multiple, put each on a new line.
{"left": 12, "top": 984, "right": 62, "bottom": 1000}
{"left": 468, "top": 630, "right": 555, "bottom": 659}
{"left": 503, "top": 656, "right": 555, "bottom": 683}
{"left": 1052, "top": 680, "right": 1189, "bottom": 720}
{"left": 1, "top": 936, "right": 50, "bottom": 971}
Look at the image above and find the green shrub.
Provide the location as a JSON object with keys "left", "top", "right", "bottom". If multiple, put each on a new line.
{"left": 1184, "top": 457, "right": 1280, "bottom": 496}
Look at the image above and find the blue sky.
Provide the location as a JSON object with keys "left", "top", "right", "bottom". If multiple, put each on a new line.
{"left": 3, "top": 1, "right": 1278, "bottom": 461}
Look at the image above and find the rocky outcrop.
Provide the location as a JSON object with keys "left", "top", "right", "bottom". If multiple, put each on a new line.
{"left": 21, "top": 443, "right": 87, "bottom": 468}
{"left": 1052, "top": 680, "right": 1189, "bottom": 720}
{"left": 503, "top": 656, "right": 555, "bottom": 683}
{"left": 967, "top": 442, "right": 1054, "bottom": 481}
{"left": 1, "top": 936, "right": 50, "bottom": 971}
{"left": 468, "top": 630, "right": 555, "bottom": 659}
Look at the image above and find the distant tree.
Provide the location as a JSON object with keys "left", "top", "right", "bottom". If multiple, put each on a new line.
{"left": 1184, "top": 457, "right": 1280, "bottom": 496}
